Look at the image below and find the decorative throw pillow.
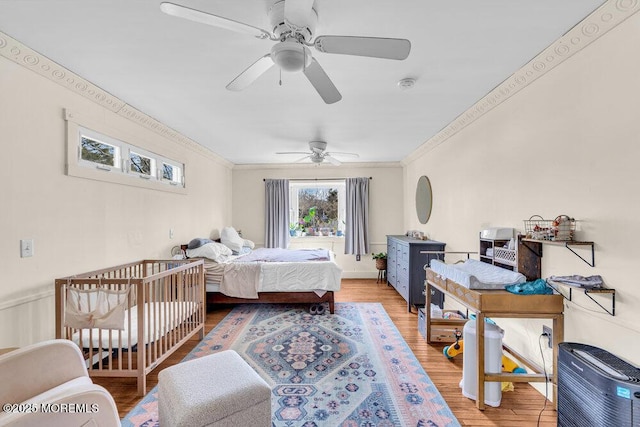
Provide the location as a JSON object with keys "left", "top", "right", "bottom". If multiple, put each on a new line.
{"left": 220, "top": 227, "right": 244, "bottom": 254}
{"left": 186, "top": 242, "right": 232, "bottom": 263}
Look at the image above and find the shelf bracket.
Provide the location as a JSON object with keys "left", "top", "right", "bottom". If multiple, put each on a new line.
{"left": 564, "top": 242, "right": 595, "bottom": 267}
{"left": 569, "top": 288, "right": 615, "bottom": 316}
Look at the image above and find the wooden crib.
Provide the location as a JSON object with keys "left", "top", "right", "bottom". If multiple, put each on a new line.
{"left": 55, "top": 259, "right": 205, "bottom": 395}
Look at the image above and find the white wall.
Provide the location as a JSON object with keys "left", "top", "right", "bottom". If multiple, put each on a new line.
{"left": 0, "top": 55, "right": 232, "bottom": 347}
{"left": 403, "top": 10, "right": 640, "bottom": 370}
{"left": 231, "top": 164, "right": 403, "bottom": 277}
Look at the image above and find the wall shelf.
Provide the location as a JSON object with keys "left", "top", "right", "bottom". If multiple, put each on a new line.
{"left": 521, "top": 238, "right": 595, "bottom": 267}
{"left": 552, "top": 284, "right": 616, "bottom": 317}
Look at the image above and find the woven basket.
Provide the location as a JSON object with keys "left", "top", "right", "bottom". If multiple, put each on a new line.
{"left": 375, "top": 258, "right": 387, "bottom": 270}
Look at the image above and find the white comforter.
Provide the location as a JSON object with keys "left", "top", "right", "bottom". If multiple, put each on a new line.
{"left": 206, "top": 251, "right": 342, "bottom": 298}
{"left": 430, "top": 258, "right": 526, "bottom": 290}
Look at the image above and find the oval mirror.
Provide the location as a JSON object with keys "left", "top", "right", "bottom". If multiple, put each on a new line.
{"left": 416, "top": 175, "right": 432, "bottom": 224}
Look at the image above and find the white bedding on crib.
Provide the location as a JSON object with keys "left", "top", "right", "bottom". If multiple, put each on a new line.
{"left": 72, "top": 301, "right": 198, "bottom": 350}
{"left": 430, "top": 259, "right": 526, "bottom": 290}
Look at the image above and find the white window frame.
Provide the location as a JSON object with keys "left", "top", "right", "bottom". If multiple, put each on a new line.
{"left": 289, "top": 180, "right": 345, "bottom": 237}
{"left": 66, "top": 110, "right": 186, "bottom": 194}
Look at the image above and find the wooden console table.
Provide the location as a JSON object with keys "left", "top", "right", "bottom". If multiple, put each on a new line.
{"left": 425, "top": 268, "right": 564, "bottom": 410}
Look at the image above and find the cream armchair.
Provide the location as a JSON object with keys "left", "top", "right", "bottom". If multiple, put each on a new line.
{"left": 0, "top": 339, "right": 120, "bottom": 427}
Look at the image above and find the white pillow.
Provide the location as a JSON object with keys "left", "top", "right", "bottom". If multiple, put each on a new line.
{"left": 186, "top": 242, "right": 232, "bottom": 263}
{"left": 243, "top": 239, "right": 255, "bottom": 249}
{"left": 220, "top": 227, "right": 244, "bottom": 254}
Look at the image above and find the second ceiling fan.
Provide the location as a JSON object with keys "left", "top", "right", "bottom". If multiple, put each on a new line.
{"left": 160, "top": 0, "right": 411, "bottom": 104}
{"left": 277, "top": 141, "right": 359, "bottom": 165}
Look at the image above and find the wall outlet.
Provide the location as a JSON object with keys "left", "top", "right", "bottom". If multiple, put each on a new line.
{"left": 169, "top": 228, "right": 174, "bottom": 239}
{"left": 20, "top": 239, "right": 34, "bottom": 258}
{"left": 542, "top": 325, "right": 552, "bottom": 348}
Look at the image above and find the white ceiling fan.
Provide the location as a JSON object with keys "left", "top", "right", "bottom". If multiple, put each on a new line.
{"left": 160, "top": 1, "right": 411, "bottom": 104}
{"left": 276, "top": 141, "right": 359, "bottom": 165}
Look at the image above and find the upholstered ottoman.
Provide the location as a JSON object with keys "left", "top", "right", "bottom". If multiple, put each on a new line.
{"left": 158, "top": 350, "right": 271, "bottom": 426}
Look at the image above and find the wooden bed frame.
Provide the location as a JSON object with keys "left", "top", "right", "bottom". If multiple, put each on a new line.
{"left": 181, "top": 244, "right": 336, "bottom": 313}
{"left": 206, "top": 290, "right": 335, "bottom": 313}
{"left": 55, "top": 259, "right": 205, "bottom": 395}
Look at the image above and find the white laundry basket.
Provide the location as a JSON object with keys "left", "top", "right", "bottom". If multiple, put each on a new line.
{"left": 461, "top": 319, "right": 504, "bottom": 407}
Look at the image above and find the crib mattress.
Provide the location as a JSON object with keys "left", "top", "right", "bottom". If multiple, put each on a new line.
{"left": 72, "top": 301, "right": 198, "bottom": 350}
{"left": 429, "top": 259, "right": 526, "bottom": 290}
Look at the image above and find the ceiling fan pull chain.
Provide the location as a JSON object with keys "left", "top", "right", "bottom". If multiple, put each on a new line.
{"left": 279, "top": 68, "right": 282, "bottom": 86}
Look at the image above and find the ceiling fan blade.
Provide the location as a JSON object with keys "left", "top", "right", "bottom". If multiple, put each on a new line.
{"left": 160, "top": 2, "right": 271, "bottom": 39}
{"left": 324, "top": 155, "right": 342, "bottom": 166}
{"left": 284, "top": 0, "right": 315, "bottom": 31}
{"left": 327, "top": 151, "right": 359, "bottom": 158}
{"left": 303, "top": 58, "right": 342, "bottom": 104}
{"left": 294, "top": 155, "right": 311, "bottom": 163}
{"left": 314, "top": 36, "right": 411, "bottom": 60}
{"left": 275, "top": 151, "right": 310, "bottom": 155}
{"left": 226, "top": 54, "right": 274, "bottom": 91}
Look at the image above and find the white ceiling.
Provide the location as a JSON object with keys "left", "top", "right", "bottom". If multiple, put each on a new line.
{"left": 0, "top": 0, "right": 603, "bottom": 165}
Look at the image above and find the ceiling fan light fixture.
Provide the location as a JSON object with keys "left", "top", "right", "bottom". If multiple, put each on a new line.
{"left": 271, "top": 41, "right": 312, "bottom": 72}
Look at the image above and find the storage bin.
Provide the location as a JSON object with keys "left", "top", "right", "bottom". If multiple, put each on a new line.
{"left": 461, "top": 319, "right": 504, "bottom": 407}
{"left": 418, "top": 307, "right": 426, "bottom": 338}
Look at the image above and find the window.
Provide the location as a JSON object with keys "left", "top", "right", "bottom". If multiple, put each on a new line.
{"left": 289, "top": 180, "right": 345, "bottom": 237}
{"left": 80, "top": 136, "right": 118, "bottom": 169}
{"left": 129, "top": 151, "right": 153, "bottom": 176}
{"left": 71, "top": 124, "right": 185, "bottom": 191}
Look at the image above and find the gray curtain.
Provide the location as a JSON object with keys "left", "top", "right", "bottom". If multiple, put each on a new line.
{"left": 264, "top": 179, "right": 290, "bottom": 248}
{"left": 344, "top": 177, "right": 370, "bottom": 255}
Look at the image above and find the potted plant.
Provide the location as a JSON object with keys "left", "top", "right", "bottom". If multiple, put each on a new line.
{"left": 372, "top": 252, "right": 387, "bottom": 271}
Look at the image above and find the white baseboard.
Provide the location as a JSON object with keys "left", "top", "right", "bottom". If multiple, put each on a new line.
{"left": 341, "top": 271, "right": 381, "bottom": 280}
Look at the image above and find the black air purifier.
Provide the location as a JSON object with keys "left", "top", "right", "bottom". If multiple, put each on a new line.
{"left": 558, "top": 342, "right": 640, "bottom": 427}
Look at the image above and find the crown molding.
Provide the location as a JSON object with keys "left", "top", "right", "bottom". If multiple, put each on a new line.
{"left": 403, "top": 0, "right": 640, "bottom": 166}
{"left": 0, "top": 31, "right": 232, "bottom": 169}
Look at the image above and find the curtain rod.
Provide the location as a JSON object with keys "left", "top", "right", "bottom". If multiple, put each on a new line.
{"left": 263, "top": 177, "right": 372, "bottom": 181}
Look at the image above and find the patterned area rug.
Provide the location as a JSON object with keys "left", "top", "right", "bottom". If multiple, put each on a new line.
{"left": 123, "top": 303, "right": 459, "bottom": 426}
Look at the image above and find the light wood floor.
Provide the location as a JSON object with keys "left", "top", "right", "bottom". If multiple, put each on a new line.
{"left": 96, "top": 279, "right": 557, "bottom": 426}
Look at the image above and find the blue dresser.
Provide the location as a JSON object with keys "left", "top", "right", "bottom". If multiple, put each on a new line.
{"left": 386, "top": 235, "right": 445, "bottom": 312}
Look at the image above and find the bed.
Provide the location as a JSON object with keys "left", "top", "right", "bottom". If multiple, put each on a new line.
{"left": 182, "top": 243, "right": 342, "bottom": 313}
{"left": 55, "top": 259, "right": 205, "bottom": 395}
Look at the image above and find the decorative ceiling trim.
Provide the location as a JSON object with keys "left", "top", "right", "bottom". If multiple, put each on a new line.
{"left": 0, "top": 31, "right": 232, "bottom": 168}
{"left": 403, "top": 0, "right": 640, "bottom": 166}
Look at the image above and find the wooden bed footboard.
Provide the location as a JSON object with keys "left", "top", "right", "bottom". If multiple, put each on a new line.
{"left": 207, "top": 291, "right": 335, "bottom": 314}
{"left": 55, "top": 259, "right": 205, "bottom": 395}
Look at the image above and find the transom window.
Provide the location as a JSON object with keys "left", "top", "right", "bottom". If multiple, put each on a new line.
{"left": 289, "top": 180, "right": 345, "bottom": 237}
{"left": 76, "top": 126, "right": 184, "bottom": 187}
